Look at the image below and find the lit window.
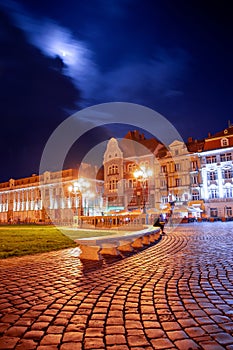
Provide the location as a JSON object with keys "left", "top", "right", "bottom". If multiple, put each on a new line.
{"left": 191, "top": 175, "right": 198, "bottom": 184}
{"left": 226, "top": 206, "right": 232, "bottom": 217}
{"left": 224, "top": 187, "right": 233, "bottom": 198}
{"left": 161, "top": 165, "right": 167, "bottom": 173}
{"left": 221, "top": 138, "right": 229, "bottom": 147}
{"left": 220, "top": 153, "right": 232, "bottom": 162}
{"left": 209, "top": 189, "right": 218, "bottom": 199}
{"left": 208, "top": 171, "right": 217, "bottom": 180}
{"left": 192, "top": 190, "right": 200, "bottom": 200}
{"left": 206, "top": 156, "right": 216, "bottom": 164}
{"left": 175, "top": 163, "right": 181, "bottom": 172}
{"left": 191, "top": 160, "right": 198, "bottom": 170}
{"left": 223, "top": 169, "right": 232, "bottom": 179}
{"left": 210, "top": 208, "right": 218, "bottom": 217}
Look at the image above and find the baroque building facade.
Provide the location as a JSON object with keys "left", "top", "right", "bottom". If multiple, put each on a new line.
{"left": 0, "top": 125, "right": 233, "bottom": 224}
{"left": 0, "top": 167, "right": 103, "bottom": 224}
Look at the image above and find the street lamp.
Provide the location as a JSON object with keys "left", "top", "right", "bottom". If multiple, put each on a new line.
{"left": 68, "top": 178, "right": 93, "bottom": 225}
{"left": 134, "top": 167, "right": 152, "bottom": 213}
{"left": 68, "top": 181, "right": 82, "bottom": 226}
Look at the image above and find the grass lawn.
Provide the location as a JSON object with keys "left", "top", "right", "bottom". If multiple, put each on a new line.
{"left": 0, "top": 225, "right": 126, "bottom": 259}
{"left": 0, "top": 225, "right": 77, "bottom": 259}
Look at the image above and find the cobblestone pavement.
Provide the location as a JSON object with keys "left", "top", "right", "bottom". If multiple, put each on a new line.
{"left": 1, "top": 222, "right": 233, "bottom": 350}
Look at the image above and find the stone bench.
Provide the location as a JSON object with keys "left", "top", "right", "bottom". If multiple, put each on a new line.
{"left": 75, "top": 226, "right": 161, "bottom": 261}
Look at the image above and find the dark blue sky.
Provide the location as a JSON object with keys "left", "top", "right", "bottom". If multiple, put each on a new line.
{"left": 1, "top": 0, "right": 233, "bottom": 181}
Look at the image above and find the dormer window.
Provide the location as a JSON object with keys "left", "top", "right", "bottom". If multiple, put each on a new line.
{"left": 221, "top": 138, "right": 229, "bottom": 147}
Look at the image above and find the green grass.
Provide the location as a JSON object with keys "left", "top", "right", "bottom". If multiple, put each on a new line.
{"left": 0, "top": 225, "right": 126, "bottom": 259}
{"left": 0, "top": 225, "right": 76, "bottom": 259}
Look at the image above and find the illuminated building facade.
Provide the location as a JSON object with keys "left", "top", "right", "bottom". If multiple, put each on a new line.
{"left": 197, "top": 126, "right": 233, "bottom": 219}
{"left": 0, "top": 126, "right": 233, "bottom": 223}
{"left": 0, "top": 167, "right": 104, "bottom": 224}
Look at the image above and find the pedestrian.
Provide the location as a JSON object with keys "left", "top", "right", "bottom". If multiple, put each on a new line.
{"left": 153, "top": 214, "right": 166, "bottom": 234}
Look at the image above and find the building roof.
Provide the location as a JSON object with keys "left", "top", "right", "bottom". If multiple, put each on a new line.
{"left": 203, "top": 126, "right": 233, "bottom": 151}
{"left": 119, "top": 130, "right": 163, "bottom": 157}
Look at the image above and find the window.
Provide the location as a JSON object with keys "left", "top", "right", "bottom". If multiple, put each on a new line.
{"left": 109, "top": 180, "right": 118, "bottom": 190}
{"left": 224, "top": 187, "right": 233, "bottom": 198}
{"left": 161, "top": 196, "right": 168, "bottom": 203}
{"left": 208, "top": 171, "right": 217, "bottom": 180}
{"left": 175, "top": 163, "right": 181, "bottom": 172}
{"left": 129, "top": 179, "right": 136, "bottom": 188}
{"left": 192, "top": 190, "right": 200, "bottom": 200}
{"left": 128, "top": 164, "right": 132, "bottom": 172}
{"left": 226, "top": 206, "right": 232, "bottom": 217}
{"left": 206, "top": 156, "right": 217, "bottom": 164}
{"left": 209, "top": 189, "right": 218, "bottom": 199}
{"left": 175, "top": 178, "right": 181, "bottom": 187}
{"left": 161, "top": 180, "right": 167, "bottom": 188}
{"left": 191, "top": 160, "right": 198, "bottom": 171}
{"left": 161, "top": 165, "right": 167, "bottom": 173}
{"left": 223, "top": 169, "right": 232, "bottom": 179}
{"left": 191, "top": 175, "right": 198, "bottom": 184}
{"left": 210, "top": 208, "right": 218, "bottom": 217}
{"left": 221, "top": 138, "right": 229, "bottom": 147}
{"left": 220, "top": 153, "right": 232, "bottom": 162}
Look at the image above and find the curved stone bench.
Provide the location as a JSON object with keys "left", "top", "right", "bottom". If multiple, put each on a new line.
{"left": 75, "top": 226, "right": 161, "bottom": 261}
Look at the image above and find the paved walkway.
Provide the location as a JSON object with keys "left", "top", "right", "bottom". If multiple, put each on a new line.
{"left": 1, "top": 222, "right": 233, "bottom": 350}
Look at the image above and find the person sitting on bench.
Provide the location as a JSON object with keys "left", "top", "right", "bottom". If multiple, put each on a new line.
{"left": 153, "top": 214, "right": 165, "bottom": 234}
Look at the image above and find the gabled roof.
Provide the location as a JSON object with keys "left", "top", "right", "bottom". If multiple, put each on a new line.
{"left": 120, "top": 130, "right": 162, "bottom": 157}
{"left": 186, "top": 139, "right": 205, "bottom": 153}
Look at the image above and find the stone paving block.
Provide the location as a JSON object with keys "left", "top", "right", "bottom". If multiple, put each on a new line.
{"left": 39, "top": 334, "right": 62, "bottom": 345}
{"left": 150, "top": 337, "right": 174, "bottom": 349}
{"left": 199, "top": 341, "right": 226, "bottom": 350}
{"left": 60, "top": 343, "right": 82, "bottom": 350}
{"left": 23, "top": 330, "right": 45, "bottom": 340}
{"left": 106, "top": 326, "right": 125, "bottom": 334}
{"left": 84, "top": 337, "right": 105, "bottom": 349}
{"left": 167, "top": 330, "right": 188, "bottom": 341}
{"left": 15, "top": 339, "right": 37, "bottom": 350}
{"left": 37, "top": 346, "right": 59, "bottom": 350}
{"left": 0, "top": 336, "right": 20, "bottom": 349}
{"left": 184, "top": 326, "right": 206, "bottom": 337}
{"left": 106, "top": 345, "right": 129, "bottom": 350}
{"left": 105, "top": 334, "right": 127, "bottom": 345}
{"left": 5, "top": 326, "right": 27, "bottom": 337}
{"left": 144, "top": 328, "right": 165, "bottom": 338}
{"left": 85, "top": 328, "right": 104, "bottom": 337}
{"left": 127, "top": 334, "right": 149, "bottom": 347}
{"left": 212, "top": 332, "right": 233, "bottom": 345}
{"left": 174, "top": 338, "right": 201, "bottom": 350}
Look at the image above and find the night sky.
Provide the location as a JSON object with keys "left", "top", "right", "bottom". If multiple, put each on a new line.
{"left": 1, "top": 0, "right": 233, "bottom": 181}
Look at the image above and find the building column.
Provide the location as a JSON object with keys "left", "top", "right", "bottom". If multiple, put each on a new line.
{"left": 217, "top": 166, "right": 223, "bottom": 198}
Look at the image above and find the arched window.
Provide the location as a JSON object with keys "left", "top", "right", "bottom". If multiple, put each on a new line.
{"left": 221, "top": 138, "right": 229, "bottom": 147}
{"left": 192, "top": 190, "right": 200, "bottom": 200}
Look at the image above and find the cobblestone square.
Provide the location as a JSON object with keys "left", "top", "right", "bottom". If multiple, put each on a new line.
{"left": 1, "top": 222, "right": 233, "bottom": 349}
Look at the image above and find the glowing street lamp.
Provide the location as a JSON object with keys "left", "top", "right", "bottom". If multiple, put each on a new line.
{"left": 134, "top": 167, "right": 153, "bottom": 213}
{"left": 68, "top": 181, "right": 82, "bottom": 226}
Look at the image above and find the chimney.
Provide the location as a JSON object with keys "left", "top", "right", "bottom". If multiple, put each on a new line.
{"left": 188, "top": 137, "right": 193, "bottom": 143}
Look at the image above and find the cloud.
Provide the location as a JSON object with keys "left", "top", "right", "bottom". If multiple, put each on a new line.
{"left": 93, "top": 49, "right": 188, "bottom": 107}
{"left": 1, "top": 0, "right": 189, "bottom": 110}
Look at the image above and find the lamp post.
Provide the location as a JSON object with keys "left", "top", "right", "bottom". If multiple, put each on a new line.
{"left": 134, "top": 167, "right": 152, "bottom": 213}
{"left": 68, "top": 182, "right": 82, "bottom": 227}
{"left": 68, "top": 178, "right": 93, "bottom": 226}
